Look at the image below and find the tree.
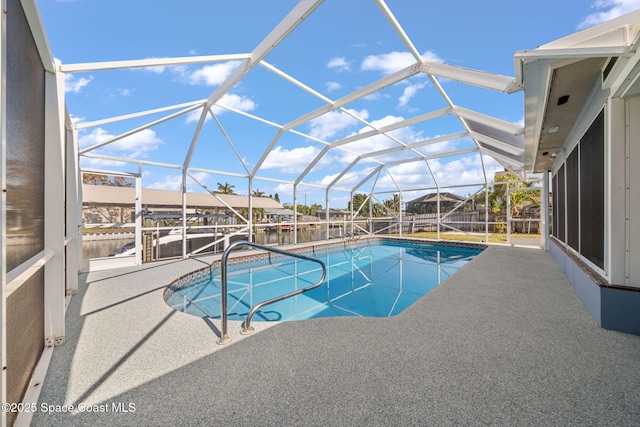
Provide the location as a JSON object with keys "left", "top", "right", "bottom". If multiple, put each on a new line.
{"left": 478, "top": 172, "right": 541, "bottom": 233}
{"left": 347, "top": 194, "right": 387, "bottom": 218}
{"left": 273, "top": 193, "right": 280, "bottom": 203}
{"left": 251, "top": 190, "right": 266, "bottom": 221}
{"left": 348, "top": 193, "right": 369, "bottom": 214}
{"left": 383, "top": 193, "right": 400, "bottom": 213}
{"left": 309, "top": 203, "right": 322, "bottom": 217}
{"left": 83, "top": 173, "right": 132, "bottom": 187}
{"left": 296, "top": 203, "right": 322, "bottom": 217}
{"left": 82, "top": 174, "right": 133, "bottom": 225}
{"left": 216, "top": 182, "right": 235, "bottom": 194}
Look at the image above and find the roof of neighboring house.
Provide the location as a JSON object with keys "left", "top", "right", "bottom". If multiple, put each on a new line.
{"left": 264, "top": 208, "right": 300, "bottom": 216}
{"left": 406, "top": 192, "right": 466, "bottom": 204}
{"left": 315, "top": 208, "right": 349, "bottom": 214}
{"left": 82, "top": 184, "right": 283, "bottom": 209}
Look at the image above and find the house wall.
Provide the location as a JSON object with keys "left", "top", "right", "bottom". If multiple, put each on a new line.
{"left": 550, "top": 89, "right": 640, "bottom": 335}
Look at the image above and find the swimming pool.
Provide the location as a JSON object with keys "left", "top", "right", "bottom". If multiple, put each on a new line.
{"left": 165, "top": 238, "right": 484, "bottom": 322}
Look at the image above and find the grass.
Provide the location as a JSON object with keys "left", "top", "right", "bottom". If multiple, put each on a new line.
{"left": 394, "top": 231, "right": 541, "bottom": 244}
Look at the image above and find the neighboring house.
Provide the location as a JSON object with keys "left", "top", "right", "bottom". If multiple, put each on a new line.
{"left": 82, "top": 184, "right": 283, "bottom": 226}
{"left": 263, "top": 208, "right": 299, "bottom": 223}
{"left": 405, "top": 192, "right": 466, "bottom": 214}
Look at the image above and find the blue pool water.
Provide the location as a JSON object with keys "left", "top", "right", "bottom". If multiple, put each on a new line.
{"left": 166, "top": 241, "right": 483, "bottom": 322}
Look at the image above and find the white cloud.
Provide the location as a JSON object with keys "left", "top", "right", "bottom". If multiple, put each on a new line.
{"left": 327, "top": 57, "right": 351, "bottom": 72}
{"left": 318, "top": 171, "right": 360, "bottom": 187}
{"left": 185, "top": 93, "right": 256, "bottom": 123}
{"left": 145, "top": 174, "right": 182, "bottom": 191}
{"left": 326, "top": 81, "right": 342, "bottom": 92}
{"left": 181, "top": 61, "right": 241, "bottom": 86}
{"left": 339, "top": 115, "right": 423, "bottom": 159}
{"left": 262, "top": 146, "right": 328, "bottom": 174}
{"left": 70, "top": 114, "right": 85, "bottom": 125}
{"left": 273, "top": 182, "right": 294, "bottom": 196}
{"left": 361, "top": 50, "right": 443, "bottom": 75}
{"left": 146, "top": 65, "right": 167, "bottom": 74}
{"left": 578, "top": 0, "right": 640, "bottom": 29}
{"left": 185, "top": 108, "right": 206, "bottom": 124}
{"left": 65, "top": 74, "right": 93, "bottom": 93}
{"left": 308, "top": 109, "right": 369, "bottom": 140}
{"left": 398, "top": 82, "right": 427, "bottom": 108}
{"left": 361, "top": 92, "right": 388, "bottom": 102}
{"left": 213, "top": 93, "right": 256, "bottom": 113}
{"left": 378, "top": 153, "right": 502, "bottom": 191}
{"left": 79, "top": 127, "right": 162, "bottom": 158}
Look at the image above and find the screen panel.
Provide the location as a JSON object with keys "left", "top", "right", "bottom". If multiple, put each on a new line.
{"left": 4, "top": 3, "right": 47, "bottom": 424}
{"left": 6, "top": 0, "right": 46, "bottom": 271}
{"left": 579, "top": 110, "right": 605, "bottom": 269}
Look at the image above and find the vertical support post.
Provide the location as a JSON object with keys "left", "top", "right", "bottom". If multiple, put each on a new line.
{"left": 248, "top": 177, "right": 253, "bottom": 243}
{"left": 506, "top": 184, "right": 511, "bottom": 245}
{"left": 436, "top": 187, "right": 441, "bottom": 240}
{"left": 541, "top": 169, "right": 550, "bottom": 251}
{"left": 325, "top": 188, "right": 330, "bottom": 240}
{"left": 134, "top": 166, "right": 142, "bottom": 265}
{"left": 606, "top": 96, "right": 629, "bottom": 285}
{"left": 181, "top": 171, "right": 188, "bottom": 258}
{"left": 65, "top": 127, "right": 80, "bottom": 293}
{"left": 485, "top": 182, "right": 489, "bottom": 242}
{"left": 44, "top": 71, "right": 65, "bottom": 345}
{"left": 293, "top": 184, "right": 297, "bottom": 245}
{"left": 398, "top": 191, "right": 403, "bottom": 237}
{"left": 0, "top": 3, "right": 7, "bottom": 419}
{"left": 368, "top": 192, "right": 373, "bottom": 235}
{"left": 349, "top": 192, "right": 354, "bottom": 238}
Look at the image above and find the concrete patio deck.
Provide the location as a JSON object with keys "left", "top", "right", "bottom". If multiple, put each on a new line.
{"left": 30, "top": 243, "right": 640, "bottom": 426}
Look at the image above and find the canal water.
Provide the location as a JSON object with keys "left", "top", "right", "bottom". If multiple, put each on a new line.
{"left": 83, "top": 227, "right": 349, "bottom": 259}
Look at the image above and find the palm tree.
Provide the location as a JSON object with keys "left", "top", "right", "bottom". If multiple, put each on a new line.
{"left": 383, "top": 193, "right": 400, "bottom": 213}
{"left": 348, "top": 193, "right": 369, "bottom": 214}
{"left": 485, "top": 172, "right": 540, "bottom": 233}
{"left": 216, "top": 182, "right": 235, "bottom": 195}
{"left": 251, "top": 190, "right": 266, "bottom": 221}
{"left": 309, "top": 203, "right": 322, "bottom": 217}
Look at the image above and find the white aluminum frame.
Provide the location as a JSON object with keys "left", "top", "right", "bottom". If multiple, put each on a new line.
{"left": 56, "top": 0, "right": 530, "bottom": 262}
{"left": 0, "top": 1, "right": 7, "bottom": 420}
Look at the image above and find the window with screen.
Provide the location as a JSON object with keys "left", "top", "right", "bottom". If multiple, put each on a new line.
{"left": 579, "top": 110, "right": 605, "bottom": 269}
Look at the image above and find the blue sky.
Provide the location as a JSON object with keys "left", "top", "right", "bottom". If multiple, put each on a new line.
{"left": 39, "top": 0, "right": 640, "bottom": 207}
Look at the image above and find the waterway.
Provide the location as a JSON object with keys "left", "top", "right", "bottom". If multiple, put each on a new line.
{"left": 82, "top": 227, "right": 350, "bottom": 259}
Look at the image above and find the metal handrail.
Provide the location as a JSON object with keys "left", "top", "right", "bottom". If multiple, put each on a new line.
{"left": 215, "top": 240, "right": 326, "bottom": 345}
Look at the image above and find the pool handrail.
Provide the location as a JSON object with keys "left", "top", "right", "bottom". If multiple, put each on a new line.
{"left": 215, "top": 240, "right": 326, "bottom": 345}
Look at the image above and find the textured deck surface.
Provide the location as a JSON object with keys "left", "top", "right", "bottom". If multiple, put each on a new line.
{"left": 32, "top": 244, "right": 640, "bottom": 426}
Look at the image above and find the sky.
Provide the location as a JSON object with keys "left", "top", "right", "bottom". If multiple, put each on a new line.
{"left": 38, "top": 0, "right": 640, "bottom": 208}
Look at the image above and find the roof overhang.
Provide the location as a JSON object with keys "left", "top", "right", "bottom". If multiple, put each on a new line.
{"left": 515, "top": 10, "right": 640, "bottom": 173}
{"left": 82, "top": 184, "right": 283, "bottom": 209}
